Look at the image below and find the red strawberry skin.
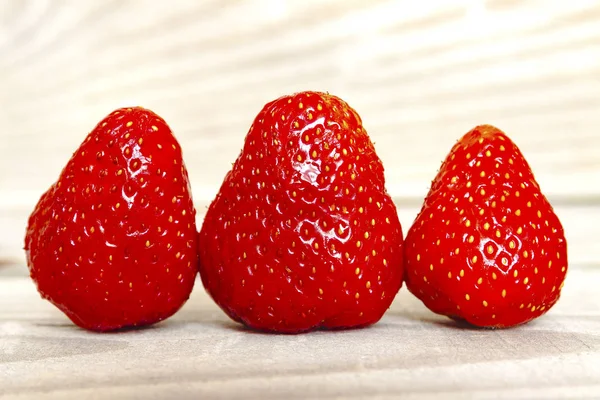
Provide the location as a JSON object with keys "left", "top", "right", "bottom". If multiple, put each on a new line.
{"left": 24, "top": 107, "right": 198, "bottom": 332}
{"left": 199, "top": 91, "right": 403, "bottom": 333}
{"left": 404, "top": 125, "right": 567, "bottom": 328}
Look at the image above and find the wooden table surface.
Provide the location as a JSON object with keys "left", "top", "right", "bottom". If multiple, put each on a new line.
{"left": 1, "top": 266, "right": 599, "bottom": 400}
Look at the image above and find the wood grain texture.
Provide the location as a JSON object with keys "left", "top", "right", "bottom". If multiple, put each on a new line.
{"left": 1, "top": 0, "right": 599, "bottom": 206}
{"left": 1, "top": 268, "right": 600, "bottom": 399}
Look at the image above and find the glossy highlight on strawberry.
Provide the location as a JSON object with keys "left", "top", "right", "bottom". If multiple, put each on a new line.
{"left": 199, "top": 91, "right": 404, "bottom": 333}
{"left": 404, "top": 125, "right": 568, "bottom": 328}
{"left": 25, "top": 107, "right": 198, "bottom": 332}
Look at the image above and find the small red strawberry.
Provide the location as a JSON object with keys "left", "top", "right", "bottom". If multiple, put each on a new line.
{"left": 404, "top": 125, "right": 567, "bottom": 328}
{"left": 24, "top": 107, "right": 198, "bottom": 332}
{"left": 199, "top": 91, "right": 404, "bottom": 333}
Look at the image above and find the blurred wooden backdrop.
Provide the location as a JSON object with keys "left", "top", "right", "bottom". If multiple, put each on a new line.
{"left": 0, "top": 0, "right": 599, "bottom": 270}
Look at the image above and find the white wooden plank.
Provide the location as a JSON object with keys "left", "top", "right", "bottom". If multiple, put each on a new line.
{"left": 1, "top": 268, "right": 600, "bottom": 399}
{"left": 0, "top": 0, "right": 599, "bottom": 209}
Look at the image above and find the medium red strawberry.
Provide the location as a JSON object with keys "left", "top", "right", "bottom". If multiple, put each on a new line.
{"left": 404, "top": 125, "right": 567, "bottom": 328}
{"left": 199, "top": 91, "right": 404, "bottom": 333}
{"left": 24, "top": 107, "right": 198, "bottom": 332}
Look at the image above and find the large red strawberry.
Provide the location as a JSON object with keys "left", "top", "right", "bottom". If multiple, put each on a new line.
{"left": 199, "top": 91, "right": 403, "bottom": 333}
{"left": 24, "top": 107, "right": 198, "bottom": 332}
{"left": 404, "top": 125, "right": 567, "bottom": 328}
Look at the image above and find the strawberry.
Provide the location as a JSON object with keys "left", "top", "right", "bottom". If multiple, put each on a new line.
{"left": 404, "top": 125, "right": 568, "bottom": 328}
{"left": 199, "top": 91, "right": 404, "bottom": 333}
{"left": 24, "top": 107, "right": 198, "bottom": 332}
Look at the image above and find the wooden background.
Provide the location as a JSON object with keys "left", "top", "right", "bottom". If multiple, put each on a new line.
{"left": 0, "top": 1, "right": 599, "bottom": 267}
{"left": 2, "top": 268, "right": 600, "bottom": 399}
